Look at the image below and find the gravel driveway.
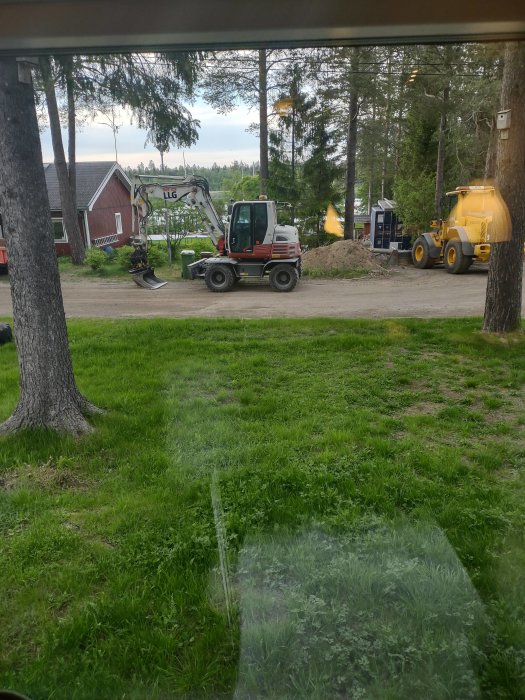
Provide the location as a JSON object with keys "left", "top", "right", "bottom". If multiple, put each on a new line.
{"left": 0, "top": 265, "right": 523, "bottom": 319}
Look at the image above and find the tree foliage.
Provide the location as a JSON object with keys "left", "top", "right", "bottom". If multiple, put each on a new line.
{"left": 36, "top": 52, "right": 202, "bottom": 264}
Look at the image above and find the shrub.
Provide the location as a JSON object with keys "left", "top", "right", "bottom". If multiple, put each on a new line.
{"left": 177, "top": 237, "right": 216, "bottom": 260}
{"left": 85, "top": 248, "right": 106, "bottom": 271}
{"left": 146, "top": 244, "right": 168, "bottom": 268}
{"left": 116, "top": 245, "right": 134, "bottom": 271}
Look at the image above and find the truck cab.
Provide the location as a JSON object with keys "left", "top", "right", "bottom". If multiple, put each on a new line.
{"left": 227, "top": 200, "right": 300, "bottom": 260}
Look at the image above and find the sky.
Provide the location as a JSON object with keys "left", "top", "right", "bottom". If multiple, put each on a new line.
{"left": 39, "top": 99, "right": 261, "bottom": 169}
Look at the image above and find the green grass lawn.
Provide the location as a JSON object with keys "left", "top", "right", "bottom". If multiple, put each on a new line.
{"left": 0, "top": 318, "right": 523, "bottom": 699}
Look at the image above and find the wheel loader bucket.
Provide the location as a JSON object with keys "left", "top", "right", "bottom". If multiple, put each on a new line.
{"left": 130, "top": 267, "right": 168, "bottom": 290}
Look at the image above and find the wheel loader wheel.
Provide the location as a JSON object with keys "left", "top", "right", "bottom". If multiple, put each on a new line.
{"left": 412, "top": 236, "right": 437, "bottom": 269}
{"left": 269, "top": 264, "right": 299, "bottom": 292}
{"left": 205, "top": 264, "right": 235, "bottom": 292}
{"left": 444, "top": 239, "right": 472, "bottom": 274}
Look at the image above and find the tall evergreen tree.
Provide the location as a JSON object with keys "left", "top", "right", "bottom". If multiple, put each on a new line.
{"left": 201, "top": 49, "right": 298, "bottom": 195}
{"left": 300, "top": 106, "right": 342, "bottom": 234}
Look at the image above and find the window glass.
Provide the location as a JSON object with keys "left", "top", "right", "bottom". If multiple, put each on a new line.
{"left": 231, "top": 203, "right": 252, "bottom": 252}
{"left": 52, "top": 219, "right": 67, "bottom": 241}
{"left": 447, "top": 195, "right": 458, "bottom": 219}
{"left": 253, "top": 203, "right": 268, "bottom": 243}
{"left": 115, "top": 212, "right": 123, "bottom": 235}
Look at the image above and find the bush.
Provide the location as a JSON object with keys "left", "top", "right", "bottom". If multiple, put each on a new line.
{"left": 85, "top": 248, "right": 106, "bottom": 271}
{"left": 146, "top": 244, "right": 168, "bottom": 268}
{"left": 177, "top": 237, "right": 216, "bottom": 260}
{"left": 116, "top": 245, "right": 134, "bottom": 271}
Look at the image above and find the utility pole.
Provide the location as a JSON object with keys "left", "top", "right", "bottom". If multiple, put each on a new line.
{"left": 160, "top": 149, "right": 172, "bottom": 264}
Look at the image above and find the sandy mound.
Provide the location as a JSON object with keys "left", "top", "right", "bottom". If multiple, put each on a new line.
{"left": 302, "top": 240, "right": 384, "bottom": 275}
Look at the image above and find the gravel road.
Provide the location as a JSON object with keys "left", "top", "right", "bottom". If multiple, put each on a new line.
{"left": 0, "top": 265, "right": 523, "bottom": 319}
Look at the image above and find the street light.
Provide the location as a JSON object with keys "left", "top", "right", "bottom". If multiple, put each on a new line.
{"left": 273, "top": 96, "right": 297, "bottom": 226}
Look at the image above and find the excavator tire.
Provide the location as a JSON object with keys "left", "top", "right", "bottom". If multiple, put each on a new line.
{"left": 444, "top": 239, "right": 472, "bottom": 274}
{"left": 205, "top": 264, "right": 235, "bottom": 292}
{"left": 269, "top": 264, "right": 299, "bottom": 292}
{"left": 412, "top": 236, "right": 437, "bottom": 269}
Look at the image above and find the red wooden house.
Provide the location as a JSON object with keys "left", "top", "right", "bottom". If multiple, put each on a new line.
{"left": 44, "top": 161, "right": 133, "bottom": 255}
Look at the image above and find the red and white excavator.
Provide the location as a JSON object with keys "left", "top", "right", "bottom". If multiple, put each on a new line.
{"left": 130, "top": 174, "right": 302, "bottom": 292}
{"left": 0, "top": 238, "right": 8, "bottom": 275}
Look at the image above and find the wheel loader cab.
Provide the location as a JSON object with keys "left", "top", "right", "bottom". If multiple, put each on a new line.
{"left": 228, "top": 201, "right": 273, "bottom": 255}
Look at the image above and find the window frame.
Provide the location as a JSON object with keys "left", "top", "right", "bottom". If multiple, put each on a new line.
{"left": 115, "top": 212, "right": 123, "bottom": 235}
{"left": 51, "top": 217, "right": 68, "bottom": 243}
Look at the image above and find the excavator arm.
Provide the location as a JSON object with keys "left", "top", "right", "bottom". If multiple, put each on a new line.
{"left": 131, "top": 174, "right": 225, "bottom": 248}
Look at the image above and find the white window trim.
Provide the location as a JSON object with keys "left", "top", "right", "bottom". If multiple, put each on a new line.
{"left": 52, "top": 217, "right": 68, "bottom": 243}
{"left": 115, "top": 212, "right": 123, "bottom": 235}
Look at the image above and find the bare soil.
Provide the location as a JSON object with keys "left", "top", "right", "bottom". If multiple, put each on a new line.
{"left": 302, "top": 240, "right": 385, "bottom": 274}
{"left": 0, "top": 264, "right": 524, "bottom": 319}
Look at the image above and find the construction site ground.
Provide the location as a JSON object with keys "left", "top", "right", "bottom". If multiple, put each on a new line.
{"left": 2, "top": 264, "right": 524, "bottom": 319}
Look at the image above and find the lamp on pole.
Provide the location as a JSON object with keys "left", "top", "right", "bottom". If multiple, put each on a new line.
{"left": 274, "top": 96, "right": 297, "bottom": 226}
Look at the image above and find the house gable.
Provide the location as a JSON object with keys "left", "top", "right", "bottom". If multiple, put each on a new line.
{"left": 87, "top": 171, "right": 133, "bottom": 247}
{"left": 88, "top": 163, "right": 132, "bottom": 211}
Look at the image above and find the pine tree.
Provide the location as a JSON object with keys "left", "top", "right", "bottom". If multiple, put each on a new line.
{"left": 483, "top": 42, "right": 525, "bottom": 332}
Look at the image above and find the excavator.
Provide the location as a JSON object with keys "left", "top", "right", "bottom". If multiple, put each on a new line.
{"left": 130, "top": 175, "right": 301, "bottom": 292}
{"left": 0, "top": 237, "right": 8, "bottom": 275}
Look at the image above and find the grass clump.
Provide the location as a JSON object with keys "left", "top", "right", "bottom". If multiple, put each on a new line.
{"left": 0, "top": 318, "right": 523, "bottom": 699}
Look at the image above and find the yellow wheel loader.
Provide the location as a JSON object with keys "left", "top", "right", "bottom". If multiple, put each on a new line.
{"left": 412, "top": 185, "right": 497, "bottom": 274}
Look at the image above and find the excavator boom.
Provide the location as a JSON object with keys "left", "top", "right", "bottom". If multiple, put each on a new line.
{"left": 131, "top": 174, "right": 224, "bottom": 246}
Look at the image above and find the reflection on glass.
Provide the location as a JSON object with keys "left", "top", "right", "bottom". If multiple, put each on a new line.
{"left": 232, "top": 523, "right": 485, "bottom": 699}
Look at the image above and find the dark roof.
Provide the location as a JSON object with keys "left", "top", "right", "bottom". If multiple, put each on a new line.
{"left": 43, "top": 161, "right": 129, "bottom": 211}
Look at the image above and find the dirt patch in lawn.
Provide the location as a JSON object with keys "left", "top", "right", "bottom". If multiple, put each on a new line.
{"left": 403, "top": 401, "right": 441, "bottom": 417}
{"left": 0, "top": 459, "right": 93, "bottom": 492}
{"left": 302, "top": 240, "right": 386, "bottom": 276}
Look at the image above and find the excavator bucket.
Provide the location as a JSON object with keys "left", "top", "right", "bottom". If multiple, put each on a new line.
{"left": 130, "top": 267, "right": 167, "bottom": 290}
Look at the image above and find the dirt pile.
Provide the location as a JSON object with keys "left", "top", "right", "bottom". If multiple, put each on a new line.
{"left": 302, "top": 240, "right": 385, "bottom": 275}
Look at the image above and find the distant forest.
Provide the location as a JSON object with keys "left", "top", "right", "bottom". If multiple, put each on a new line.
{"left": 125, "top": 161, "right": 260, "bottom": 192}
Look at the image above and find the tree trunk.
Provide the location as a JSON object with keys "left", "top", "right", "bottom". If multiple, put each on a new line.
{"left": 0, "top": 56, "right": 100, "bottom": 434}
{"left": 434, "top": 84, "right": 449, "bottom": 220}
{"left": 344, "top": 51, "right": 359, "bottom": 240}
{"left": 344, "top": 95, "right": 358, "bottom": 239}
{"left": 258, "top": 49, "right": 269, "bottom": 196}
{"left": 483, "top": 42, "right": 525, "bottom": 333}
{"left": 484, "top": 116, "right": 498, "bottom": 180}
{"left": 64, "top": 56, "right": 77, "bottom": 207}
{"left": 381, "top": 50, "right": 393, "bottom": 200}
{"left": 368, "top": 83, "right": 377, "bottom": 217}
{"left": 39, "top": 56, "right": 85, "bottom": 265}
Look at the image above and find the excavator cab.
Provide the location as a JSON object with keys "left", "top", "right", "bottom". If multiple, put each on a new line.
{"left": 228, "top": 201, "right": 272, "bottom": 255}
